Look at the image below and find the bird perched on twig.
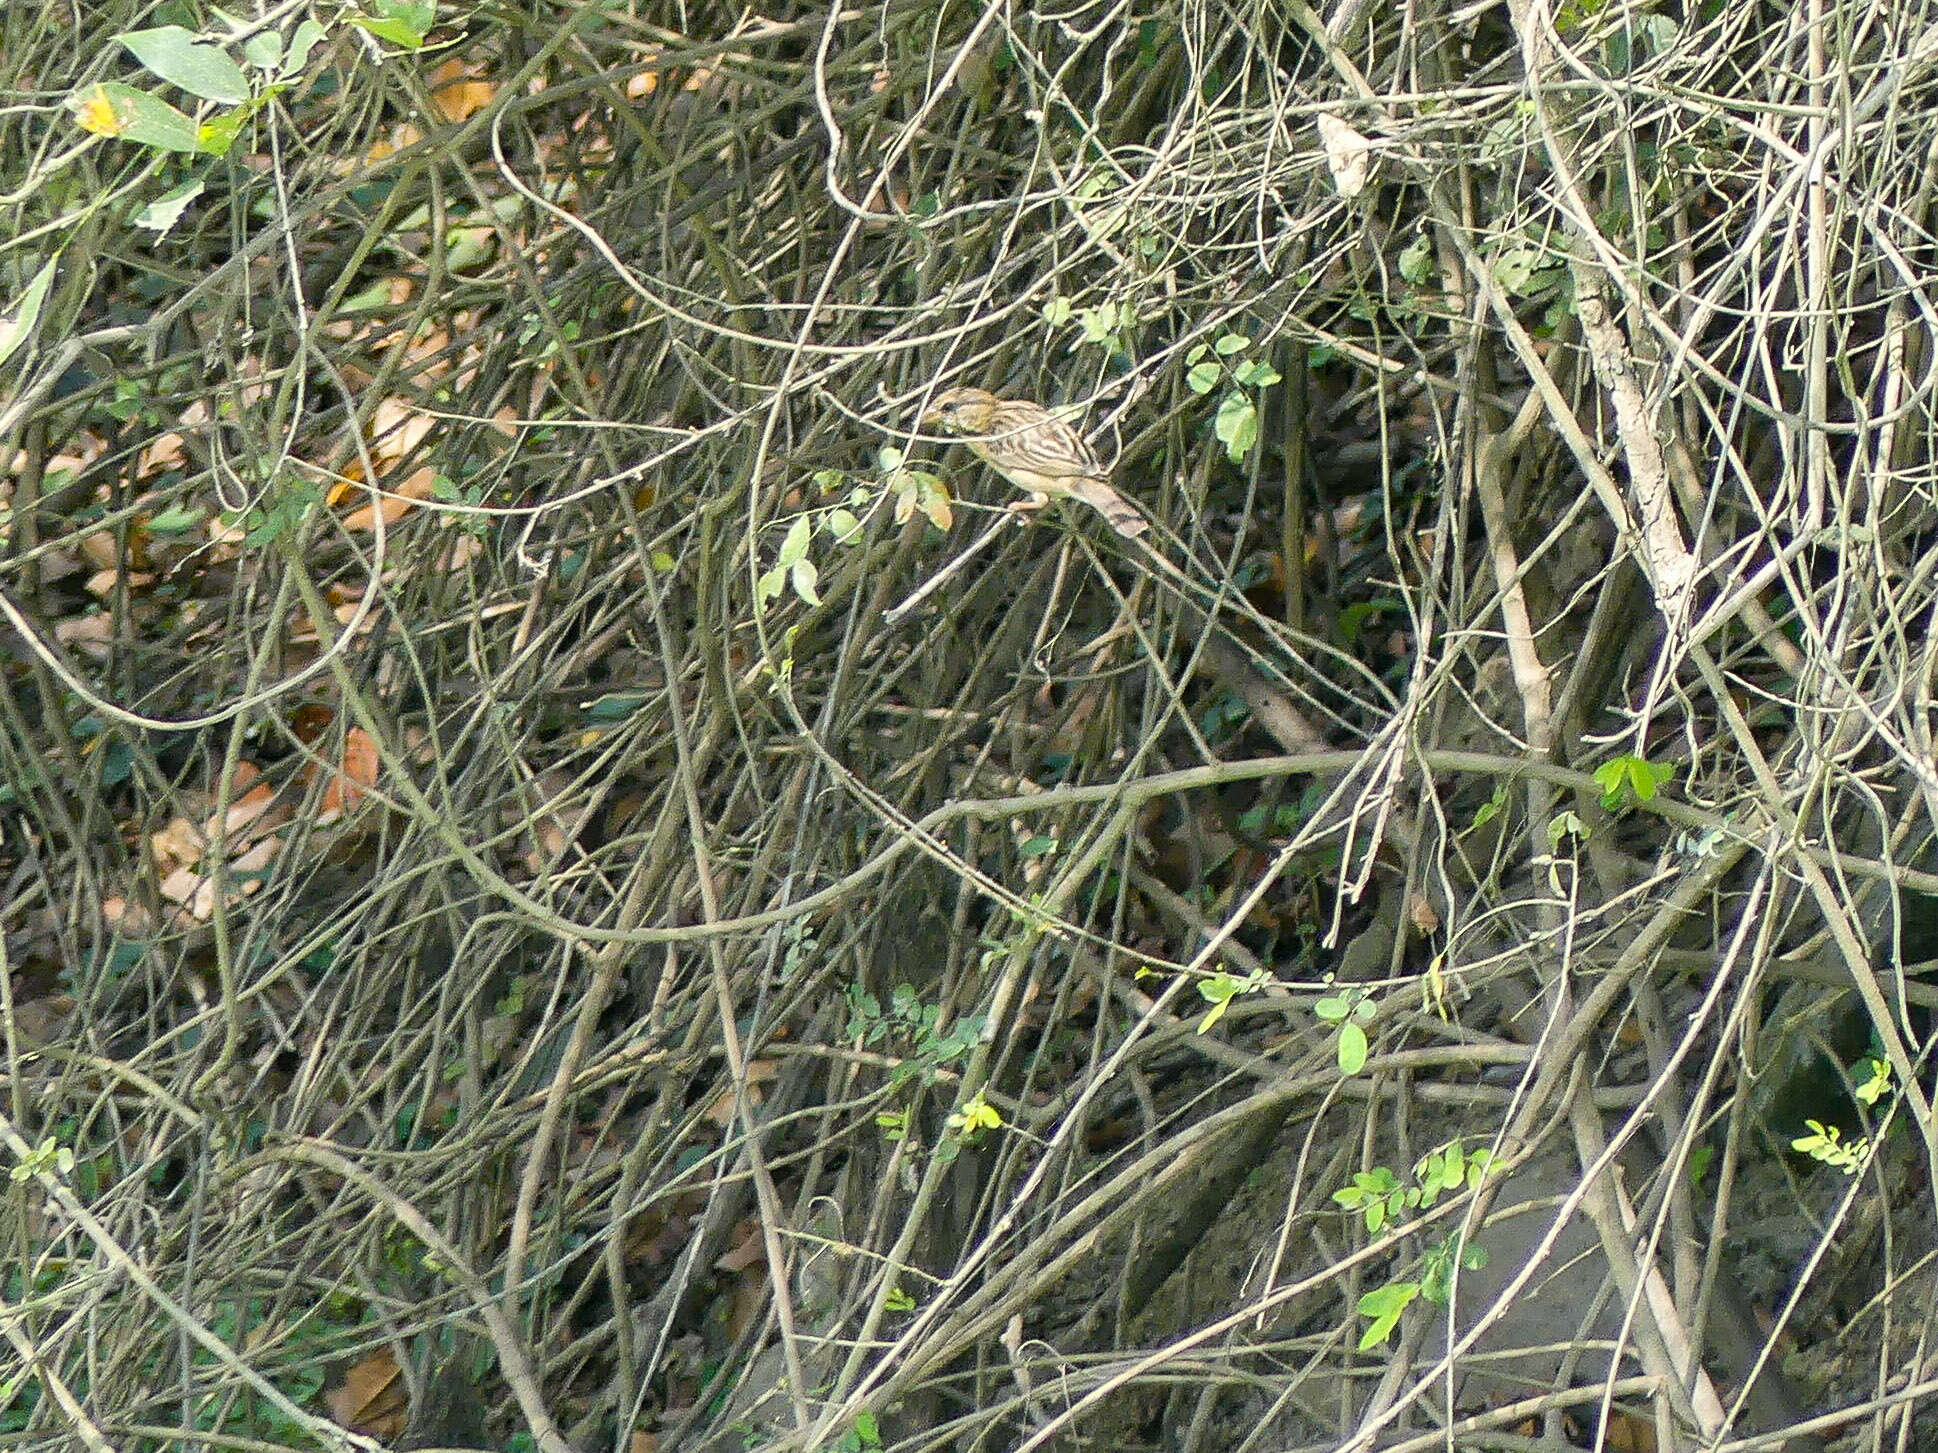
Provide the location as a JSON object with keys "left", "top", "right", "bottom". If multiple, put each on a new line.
{"left": 922, "top": 387, "right": 1148, "bottom": 538}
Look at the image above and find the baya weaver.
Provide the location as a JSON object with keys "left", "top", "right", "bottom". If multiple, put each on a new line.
{"left": 922, "top": 387, "right": 1148, "bottom": 538}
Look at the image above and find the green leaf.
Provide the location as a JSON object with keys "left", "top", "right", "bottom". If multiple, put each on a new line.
{"left": 1234, "top": 360, "right": 1281, "bottom": 387}
{"left": 1546, "top": 809, "right": 1586, "bottom": 847}
{"left": 1077, "top": 306, "right": 1117, "bottom": 345}
{"left": 1595, "top": 753, "right": 1674, "bottom": 811}
{"left": 1471, "top": 785, "right": 1508, "bottom": 829}
{"left": 69, "top": 82, "right": 207, "bottom": 153}
{"left": 825, "top": 508, "right": 863, "bottom": 543}
{"left": 790, "top": 557, "right": 821, "bottom": 606}
{"left": 1490, "top": 241, "right": 1548, "bottom": 296}
{"left": 756, "top": 563, "right": 786, "bottom": 607}
{"left": 1042, "top": 297, "right": 1074, "bottom": 326}
{"left": 144, "top": 506, "right": 203, "bottom": 534}
{"left": 1398, "top": 232, "right": 1434, "bottom": 285}
{"left": 241, "top": 28, "right": 285, "bottom": 71}
{"left": 1214, "top": 332, "right": 1250, "bottom": 355}
{"left": 117, "top": 26, "right": 251, "bottom": 103}
{"left": 0, "top": 258, "right": 58, "bottom": 367}
{"left": 1186, "top": 361, "right": 1222, "bottom": 394}
{"left": 1337, "top": 1022, "right": 1368, "bottom": 1074}
{"left": 348, "top": 0, "right": 435, "bottom": 48}
{"left": 196, "top": 110, "right": 244, "bottom": 157}
{"left": 776, "top": 515, "right": 814, "bottom": 568}
{"left": 1214, "top": 392, "right": 1259, "bottom": 463}
{"left": 281, "top": 19, "right": 328, "bottom": 75}
{"left": 1356, "top": 1281, "right": 1418, "bottom": 1349}
{"left": 135, "top": 178, "right": 206, "bottom": 233}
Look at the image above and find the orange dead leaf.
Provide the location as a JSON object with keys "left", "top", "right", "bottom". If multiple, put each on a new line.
{"left": 326, "top": 1347, "right": 407, "bottom": 1439}
{"left": 312, "top": 726, "right": 381, "bottom": 822}
{"left": 341, "top": 465, "right": 439, "bottom": 531}
{"left": 213, "top": 763, "right": 286, "bottom": 841}
{"left": 431, "top": 77, "right": 494, "bottom": 123}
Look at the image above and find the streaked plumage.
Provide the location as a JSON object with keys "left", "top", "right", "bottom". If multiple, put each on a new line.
{"left": 922, "top": 387, "right": 1148, "bottom": 538}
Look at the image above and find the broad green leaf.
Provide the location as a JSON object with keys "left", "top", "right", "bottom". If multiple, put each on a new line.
{"left": 1214, "top": 392, "right": 1258, "bottom": 462}
{"left": 1337, "top": 1022, "right": 1368, "bottom": 1074}
{"left": 790, "top": 557, "right": 821, "bottom": 606}
{"left": 349, "top": 0, "right": 435, "bottom": 48}
{"left": 242, "top": 29, "right": 285, "bottom": 71}
{"left": 69, "top": 82, "right": 205, "bottom": 153}
{"left": 135, "top": 178, "right": 205, "bottom": 233}
{"left": 0, "top": 258, "right": 58, "bottom": 367}
{"left": 776, "top": 515, "right": 813, "bottom": 568}
{"left": 117, "top": 26, "right": 251, "bottom": 103}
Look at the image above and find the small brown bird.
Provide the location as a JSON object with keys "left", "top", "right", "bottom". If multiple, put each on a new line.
{"left": 922, "top": 387, "right": 1148, "bottom": 538}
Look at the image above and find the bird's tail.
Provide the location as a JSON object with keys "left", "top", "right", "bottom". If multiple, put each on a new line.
{"left": 1072, "top": 478, "right": 1149, "bottom": 537}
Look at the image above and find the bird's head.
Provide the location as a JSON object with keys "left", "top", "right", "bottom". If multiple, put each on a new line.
{"left": 922, "top": 386, "right": 1000, "bottom": 435}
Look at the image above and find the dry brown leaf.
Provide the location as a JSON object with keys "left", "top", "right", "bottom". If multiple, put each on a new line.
{"left": 100, "top": 896, "right": 157, "bottom": 936}
{"left": 1316, "top": 112, "right": 1373, "bottom": 198}
{"left": 326, "top": 1347, "right": 407, "bottom": 1439}
{"left": 212, "top": 763, "right": 287, "bottom": 841}
{"left": 714, "top": 1219, "right": 768, "bottom": 1274}
{"left": 53, "top": 612, "right": 113, "bottom": 655}
{"left": 84, "top": 569, "right": 156, "bottom": 598}
{"left": 139, "top": 431, "right": 187, "bottom": 473}
{"left": 431, "top": 76, "right": 494, "bottom": 123}
{"left": 77, "top": 530, "right": 122, "bottom": 571}
{"left": 312, "top": 726, "right": 381, "bottom": 822}
{"left": 699, "top": 1060, "right": 779, "bottom": 1127}
{"left": 7, "top": 993, "right": 76, "bottom": 1049}
{"left": 150, "top": 817, "right": 207, "bottom": 874}
{"left": 158, "top": 864, "right": 213, "bottom": 917}
{"left": 341, "top": 464, "right": 439, "bottom": 531}
{"left": 724, "top": 1257, "right": 767, "bottom": 1341}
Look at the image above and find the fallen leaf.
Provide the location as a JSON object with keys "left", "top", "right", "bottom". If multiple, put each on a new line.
{"left": 1316, "top": 112, "right": 1373, "bottom": 199}
{"left": 341, "top": 465, "right": 439, "bottom": 531}
{"left": 326, "top": 1347, "right": 407, "bottom": 1439}
{"left": 312, "top": 727, "right": 381, "bottom": 822}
